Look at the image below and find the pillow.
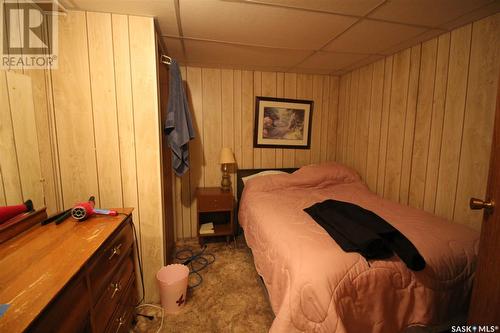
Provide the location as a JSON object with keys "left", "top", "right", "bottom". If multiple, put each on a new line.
{"left": 241, "top": 170, "right": 288, "bottom": 185}
{"left": 244, "top": 162, "right": 363, "bottom": 193}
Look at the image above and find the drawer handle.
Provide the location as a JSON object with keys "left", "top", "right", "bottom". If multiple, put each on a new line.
{"left": 110, "top": 282, "right": 122, "bottom": 299}
{"left": 108, "top": 243, "right": 122, "bottom": 260}
{"left": 115, "top": 309, "right": 129, "bottom": 333}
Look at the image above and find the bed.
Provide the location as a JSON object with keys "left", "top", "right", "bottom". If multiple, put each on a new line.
{"left": 237, "top": 162, "right": 479, "bottom": 333}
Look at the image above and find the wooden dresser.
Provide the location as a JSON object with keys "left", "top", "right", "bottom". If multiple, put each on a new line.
{"left": 0, "top": 208, "right": 137, "bottom": 333}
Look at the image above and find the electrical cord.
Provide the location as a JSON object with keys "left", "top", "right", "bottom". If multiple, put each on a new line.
{"left": 136, "top": 304, "right": 164, "bottom": 333}
{"left": 128, "top": 217, "right": 146, "bottom": 305}
{"left": 128, "top": 218, "right": 164, "bottom": 332}
{"left": 175, "top": 245, "right": 215, "bottom": 288}
{"left": 120, "top": 212, "right": 214, "bottom": 333}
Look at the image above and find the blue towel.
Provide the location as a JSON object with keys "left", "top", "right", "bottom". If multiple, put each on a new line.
{"left": 164, "top": 60, "right": 195, "bottom": 176}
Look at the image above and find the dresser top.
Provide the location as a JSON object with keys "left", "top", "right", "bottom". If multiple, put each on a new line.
{"left": 0, "top": 208, "right": 133, "bottom": 333}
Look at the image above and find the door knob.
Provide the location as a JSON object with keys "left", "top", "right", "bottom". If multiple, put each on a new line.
{"left": 469, "top": 198, "right": 495, "bottom": 212}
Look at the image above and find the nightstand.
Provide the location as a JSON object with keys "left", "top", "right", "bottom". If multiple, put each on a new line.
{"left": 196, "top": 187, "right": 234, "bottom": 246}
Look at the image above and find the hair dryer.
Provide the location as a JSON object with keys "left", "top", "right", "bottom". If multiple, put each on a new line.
{"left": 71, "top": 196, "right": 118, "bottom": 221}
{"left": 0, "top": 200, "right": 34, "bottom": 224}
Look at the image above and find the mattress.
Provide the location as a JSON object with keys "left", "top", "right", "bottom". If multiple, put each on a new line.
{"left": 238, "top": 163, "right": 479, "bottom": 333}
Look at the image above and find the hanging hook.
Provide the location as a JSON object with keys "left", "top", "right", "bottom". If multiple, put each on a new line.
{"left": 161, "top": 55, "right": 172, "bottom": 65}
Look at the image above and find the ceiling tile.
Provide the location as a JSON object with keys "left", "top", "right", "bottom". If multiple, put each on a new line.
{"left": 369, "top": 0, "right": 493, "bottom": 27}
{"left": 323, "top": 19, "right": 426, "bottom": 54}
{"left": 439, "top": 2, "right": 500, "bottom": 30}
{"left": 235, "top": 0, "right": 385, "bottom": 16}
{"left": 62, "top": 0, "right": 179, "bottom": 35}
{"left": 298, "top": 51, "right": 371, "bottom": 71}
{"left": 162, "top": 37, "right": 186, "bottom": 62}
{"left": 183, "top": 39, "right": 311, "bottom": 69}
{"left": 180, "top": 0, "right": 357, "bottom": 50}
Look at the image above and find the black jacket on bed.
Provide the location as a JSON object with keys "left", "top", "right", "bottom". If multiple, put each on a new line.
{"left": 304, "top": 199, "right": 426, "bottom": 271}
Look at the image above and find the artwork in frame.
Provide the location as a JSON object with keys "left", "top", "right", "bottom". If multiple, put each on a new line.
{"left": 254, "top": 96, "right": 313, "bottom": 149}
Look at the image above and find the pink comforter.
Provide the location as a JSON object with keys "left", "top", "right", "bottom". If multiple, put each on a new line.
{"left": 239, "top": 163, "right": 479, "bottom": 333}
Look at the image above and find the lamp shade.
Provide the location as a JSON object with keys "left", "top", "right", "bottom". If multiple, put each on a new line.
{"left": 219, "top": 147, "right": 235, "bottom": 164}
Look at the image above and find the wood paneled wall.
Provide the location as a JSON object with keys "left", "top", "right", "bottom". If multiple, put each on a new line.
{"left": 1, "top": 0, "right": 56, "bottom": 213}
{"left": 1, "top": 11, "right": 165, "bottom": 302}
{"left": 335, "top": 14, "right": 500, "bottom": 230}
{"left": 0, "top": 71, "right": 45, "bottom": 210}
{"left": 56, "top": 11, "right": 164, "bottom": 302}
{"left": 174, "top": 68, "right": 339, "bottom": 239}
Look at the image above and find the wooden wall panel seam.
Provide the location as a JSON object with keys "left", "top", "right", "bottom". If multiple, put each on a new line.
{"left": 399, "top": 46, "right": 421, "bottom": 205}
{"left": 0, "top": 168, "right": 6, "bottom": 206}
{"left": 185, "top": 66, "right": 205, "bottom": 240}
{"left": 180, "top": 66, "right": 192, "bottom": 239}
{"left": 434, "top": 25, "right": 472, "bottom": 219}
{"left": 110, "top": 16, "right": 126, "bottom": 208}
{"left": 422, "top": 33, "right": 450, "bottom": 213}
{"left": 44, "top": 14, "right": 64, "bottom": 211}
{"left": 410, "top": 39, "right": 438, "bottom": 209}
{"left": 0, "top": 71, "right": 23, "bottom": 204}
{"left": 125, "top": 14, "right": 144, "bottom": 248}
{"left": 380, "top": 57, "right": 394, "bottom": 197}
{"left": 47, "top": 65, "right": 63, "bottom": 210}
{"left": 328, "top": 76, "right": 339, "bottom": 162}
{"left": 275, "top": 72, "right": 284, "bottom": 167}
{"left": 364, "top": 66, "right": 375, "bottom": 180}
{"left": 83, "top": 12, "right": 102, "bottom": 208}
{"left": 430, "top": 34, "right": 452, "bottom": 214}
{"left": 408, "top": 45, "right": 424, "bottom": 193}
{"left": 451, "top": 24, "right": 475, "bottom": 221}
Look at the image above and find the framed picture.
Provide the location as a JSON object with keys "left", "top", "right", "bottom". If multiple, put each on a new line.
{"left": 254, "top": 96, "right": 313, "bottom": 149}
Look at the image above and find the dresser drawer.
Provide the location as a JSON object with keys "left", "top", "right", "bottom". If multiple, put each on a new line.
{"left": 89, "top": 221, "right": 134, "bottom": 304}
{"left": 197, "top": 194, "right": 233, "bottom": 211}
{"left": 28, "top": 275, "right": 90, "bottom": 333}
{"left": 94, "top": 256, "right": 134, "bottom": 333}
{"left": 105, "top": 276, "right": 137, "bottom": 333}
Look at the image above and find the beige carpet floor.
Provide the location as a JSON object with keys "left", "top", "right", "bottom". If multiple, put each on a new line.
{"left": 133, "top": 238, "right": 275, "bottom": 333}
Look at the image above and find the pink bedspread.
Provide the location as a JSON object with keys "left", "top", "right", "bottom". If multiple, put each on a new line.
{"left": 239, "top": 163, "right": 479, "bottom": 333}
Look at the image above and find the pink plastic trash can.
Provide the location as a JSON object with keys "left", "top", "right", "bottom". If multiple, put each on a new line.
{"left": 156, "top": 264, "right": 189, "bottom": 314}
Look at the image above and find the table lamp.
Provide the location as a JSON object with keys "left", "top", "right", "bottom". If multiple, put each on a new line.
{"left": 220, "top": 147, "right": 235, "bottom": 192}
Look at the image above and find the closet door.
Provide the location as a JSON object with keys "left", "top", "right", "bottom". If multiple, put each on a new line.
{"left": 468, "top": 76, "right": 500, "bottom": 324}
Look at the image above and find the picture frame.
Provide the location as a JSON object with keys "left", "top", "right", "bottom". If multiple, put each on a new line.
{"left": 253, "top": 96, "right": 313, "bottom": 149}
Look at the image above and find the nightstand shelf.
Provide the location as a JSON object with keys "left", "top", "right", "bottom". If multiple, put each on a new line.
{"left": 196, "top": 187, "right": 234, "bottom": 245}
{"left": 199, "top": 223, "right": 232, "bottom": 237}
